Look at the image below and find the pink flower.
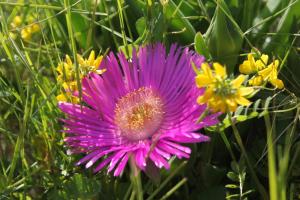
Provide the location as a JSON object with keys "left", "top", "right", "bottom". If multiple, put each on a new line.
{"left": 58, "top": 44, "right": 219, "bottom": 176}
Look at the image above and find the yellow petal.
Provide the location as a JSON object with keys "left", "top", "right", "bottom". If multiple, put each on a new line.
{"left": 197, "top": 87, "right": 213, "bottom": 104}
{"left": 256, "top": 55, "right": 268, "bottom": 70}
{"left": 270, "top": 65, "right": 278, "bottom": 80}
{"left": 213, "top": 62, "right": 226, "bottom": 78}
{"left": 248, "top": 54, "right": 256, "bottom": 66}
{"left": 56, "top": 63, "right": 63, "bottom": 73}
{"left": 21, "top": 29, "right": 31, "bottom": 40}
{"left": 239, "top": 60, "right": 254, "bottom": 74}
{"left": 201, "top": 63, "right": 213, "bottom": 78}
{"left": 31, "top": 24, "right": 40, "bottom": 32}
{"left": 66, "top": 55, "right": 73, "bottom": 67}
{"left": 88, "top": 50, "right": 95, "bottom": 66}
{"left": 77, "top": 54, "right": 85, "bottom": 65}
{"left": 239, "top": 87, "right": 254, "bottom": 96}
{"left": 235, "top": 96, "right": 251, "bottom": 106}
{"left": 249, "top": 76, "right": 263, "bottom": 86}
{"left": 258, "top": 66, "right": 272, "bottom": 79}
{"left": 260, "top": 54, "right": 269, "bottom": 65}
{"left": 195, "top": 74, "right": 214, "bottom": 87}
{"left": 94, "top": 56, "right": 103, "bottom": 69}
{"left": 270, "top": 78, "right": 284, "bottom": 89}
{"left": 13, "top": 16, "right": 22, "bottom": 26}
{"left": 219, "top": 101, "right": 227, "bottom": 113}
{"left": 255, "top": 54, "right": 269, "bottom": 70}
{"left": 231, "top": 75, "right": 245, "bottom": 88}
{"left": 56, "top": 93, "right": 67, "bottom": 102}
{"left": 226, "top": 98, "right": 237, "bottom": 112}
{"left": 273, "top": 60, "right": 279, "bottom": 69}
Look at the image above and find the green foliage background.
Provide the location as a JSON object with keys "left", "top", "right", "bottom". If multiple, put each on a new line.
{"left": 0, "top": 0, "right": 300, "bottom": 199}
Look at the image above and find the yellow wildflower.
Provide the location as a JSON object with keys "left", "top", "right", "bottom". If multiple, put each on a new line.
{"left": 56, "top": 55, "right": 74, "bottom": 83}
{"left": 258, "top": 60, "right": 284, "bottom": 89}
{"left": 239, "top": 53, "right": 268, "bottom": 74}
{"left": 21, "top": 27, "right": 32, "bottom": 40}
{"left": 10, "top": 16, "right": 22, "bottom": 28}
{"left": 239, "top": 53, "right": 284, "bottom": 89}
{"left": 76, "top": 50, "right": 105, "bottom": 75}
{"left": 31, "top": 23, "right": 40, "bottom": 33}
{"left": 196, "top": 63, "right": 254, "bottom": 113}
{"left": 56, "top": 51, "right": 105, "bottom": 103}
{"left": 10, "top": 15, "right": 40, "bottom": 41}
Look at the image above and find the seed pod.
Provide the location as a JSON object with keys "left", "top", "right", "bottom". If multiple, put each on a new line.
{"left": 205, "top": 0, "right": 243, "bottom": 73}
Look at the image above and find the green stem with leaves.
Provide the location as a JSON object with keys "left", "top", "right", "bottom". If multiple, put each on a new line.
{"left": 228, "top": 112, "right": 268, "bottom": 199}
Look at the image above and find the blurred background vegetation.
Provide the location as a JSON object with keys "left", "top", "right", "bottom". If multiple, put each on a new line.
{"left": 0, "top": 0, "right": 300, "bottom": 199}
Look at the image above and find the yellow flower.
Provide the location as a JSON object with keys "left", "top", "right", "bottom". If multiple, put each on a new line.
{"left": 56, "top": 51, "right": 105, "bottom": 103}
{"left": 10, "top": 16, "right": 22, "bottom": 28}
{"left": 56, "top": 55, "right": 74, "bottom": 83}
{"left": 31, "top": 23, "right": 40, "bottom": 33}
{"left": 248, "top": 75, "right": 263, "bottom": 86}
{"left": 258, "top": 60, "right": 284, "bottom": 89}
{"left": 21, "top": 27, "right": 32, "bottom": 40}
{"left": 10, "top": 15, "right": 40, "bottom": 41}
{"left": 196, "top": 63, "right": 254, "bottom": 113}
{"left": 56, "top": 81, "right": 80, "bottom": 104}
{"left": 239, "top": 53, "right": 284, "bottom": 89}
{"left": 239, "top": 53, "right": 268, "bottom": 74}
{"left": 76, "top": 50, "right": 105, "bottom": 74}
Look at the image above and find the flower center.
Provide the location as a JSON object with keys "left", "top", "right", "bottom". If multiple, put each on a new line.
{"left": 214, "top": 78, "right": 236, "bottom": 97}
{"left": 114, "top": 87, "right": 164, "bottom": 141}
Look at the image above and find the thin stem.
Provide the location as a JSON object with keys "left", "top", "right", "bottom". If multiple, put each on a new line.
{"left": 130, "top": 157, "right": 143, "bottom": 200}
{"left": 160, "top": 177, "right": 188, "bottom": 200}
{"left": 220, "top": 129, "right": 237, "bottom": 163}
{"left": 64, "top": 0, "right": 81, "bottom": 102}
{"left": 146, "top": 161, "right": 187, "bottom": 200}
{"left": 228, "top": 112, "right": 268, "bottom": 199}
{"left": 124, "top": 183, "right": 133, "bottom": 200}
{"left": 264, "top": 113, "right": 278, "bottom": 200}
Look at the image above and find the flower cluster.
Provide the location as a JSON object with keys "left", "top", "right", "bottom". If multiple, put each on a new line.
{"left": 195, "top": 52, "right": 284, "bottom": 113}
{"left": 10, "top": 15, "right": 40, "bottom": 41}
{"left": 195, "top": 62, "right": 254, "bottom": 113}
{"left": 239, "top": 53, "right": 284, "bottom": 89}
{"left": 56, "top": 51, "right": 105, "bottom": 103}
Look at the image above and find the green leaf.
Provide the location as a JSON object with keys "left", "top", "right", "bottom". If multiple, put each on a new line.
{"left": 227, "top": 172, "right": 239, "bottom": 182}
{"left": 205, "top": 0, "right": 243, "bottom": 73}
{"left": 71, "top": 13, "right": 88, "bottom": 49}
{"left": 163, "top": 0, "right": 196, "bottom": 43}
{"left": 194, "top": 32, "right": 211, "bottom": 60}
{"left": 225, "top": 184, "right": 239, "bottom": 189}
{"left": 136, "top": 17, "right": 146, "bottom": 36}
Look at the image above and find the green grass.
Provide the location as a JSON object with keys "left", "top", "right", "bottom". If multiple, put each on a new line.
{"left": 1, "top": 0, "right": 300, "bottom": 199}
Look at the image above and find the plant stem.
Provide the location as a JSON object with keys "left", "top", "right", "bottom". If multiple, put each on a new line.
{"left": 264, "top": 113, "right": 278, "bottom": 200}
{"left": 220, "top": 129, "right": 237, "bottom": 162}
{"left": 228, "top": 112, "right": 268, "bottom": 199}
{"left": 130, "top": 157, "right": 143, "bottom": 200}
{"left": 146, "top": 161, "right": 187, "bottom": 200}
{"left": 160, "top": 177, "right": 188, "bottom": 200}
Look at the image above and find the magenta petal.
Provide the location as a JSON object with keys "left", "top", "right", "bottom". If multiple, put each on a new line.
{"left": 150, "top": 150, "right": 170, "bottom": 169}
{"left": 107, "top": 151, "right": 127, "bottom": 173}
{"left": 93, "top": 157, "right": 113, "bottom": 173}
{"left": 113, "top": 153, "right": 129, "bottom": 176}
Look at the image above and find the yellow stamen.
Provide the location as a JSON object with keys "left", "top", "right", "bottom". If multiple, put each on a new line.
{"left": 115, "top": 87, "right": 164, "bottom": 141}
